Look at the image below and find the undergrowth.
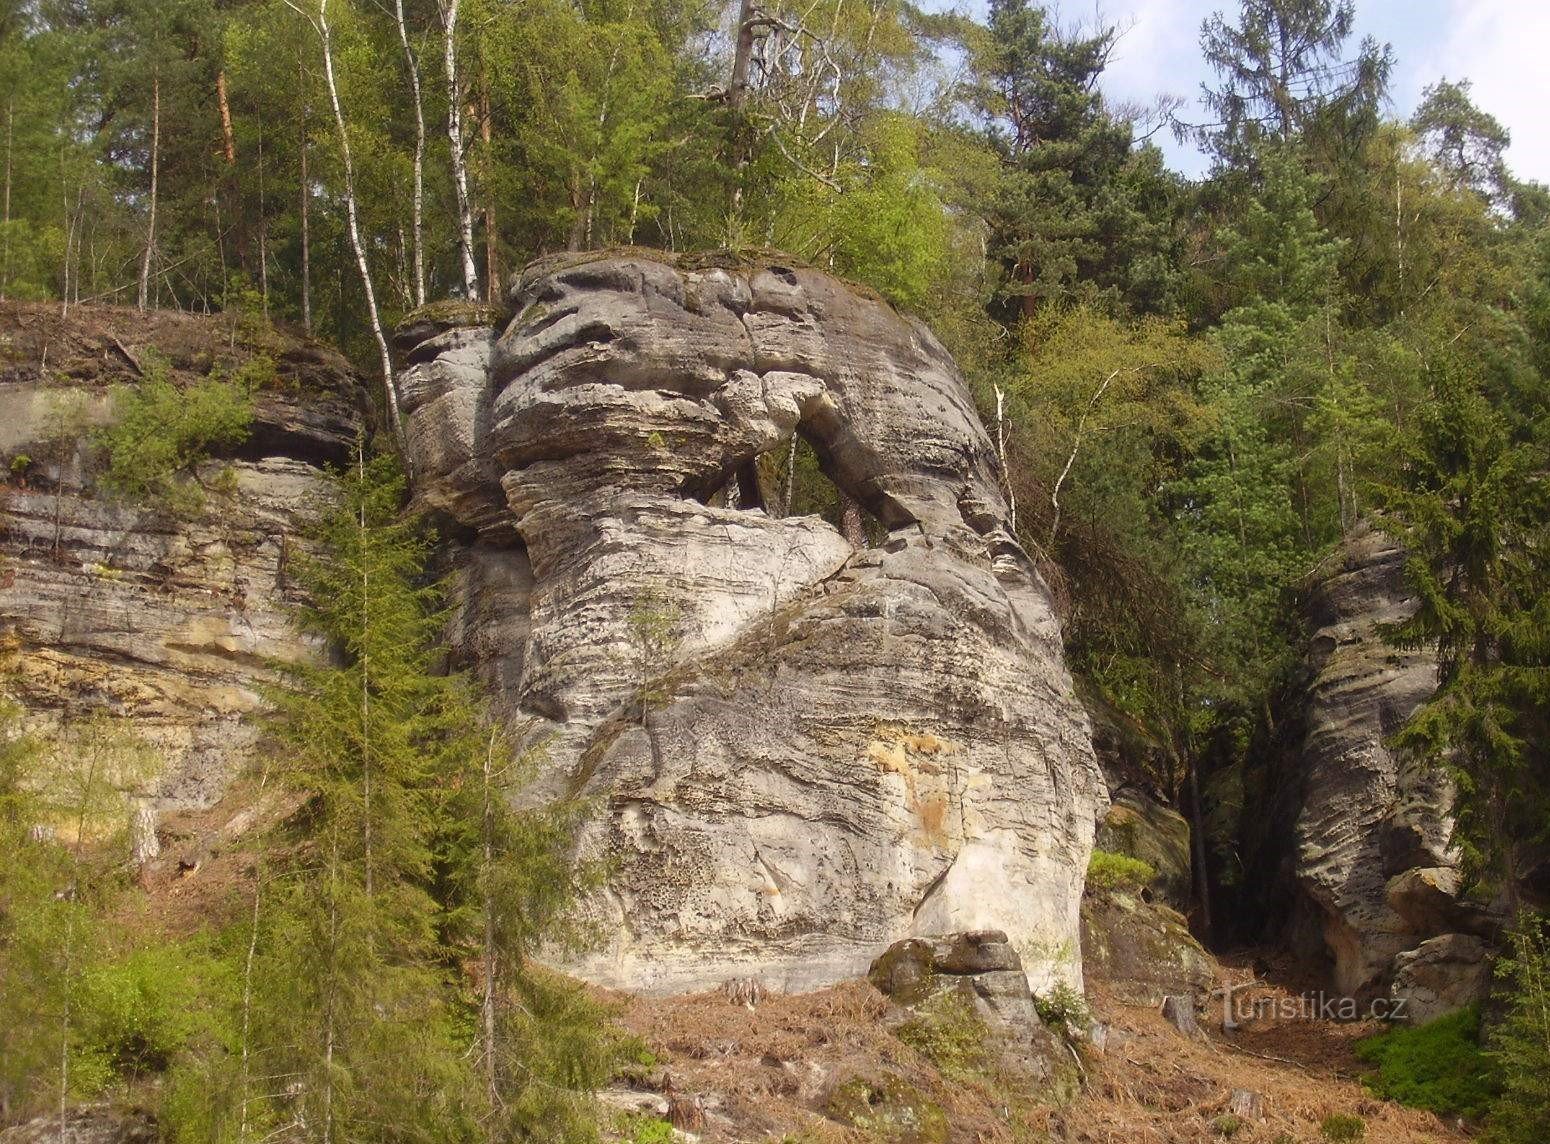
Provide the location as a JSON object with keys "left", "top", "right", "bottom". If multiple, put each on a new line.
{"left": 1354, "top": 1005, "right": 1498, "bottom": 1120}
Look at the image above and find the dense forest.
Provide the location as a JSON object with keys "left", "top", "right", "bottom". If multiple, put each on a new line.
{"left": 1, "top": 0, "right": 1548, "bottom": 1139}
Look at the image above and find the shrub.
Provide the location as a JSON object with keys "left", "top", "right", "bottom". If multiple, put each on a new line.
{"left": 1485, "top": 913, "right": 1550, "bottom": 1143}
{"left": 1033, "top": 982, "right": 1092, "bottom": 1034}
{"left": 1319, "top": 1112, "right": 1365, "bottom": 1141}
{"left": 627, "top": 1116, "right": 673, "bottom": 1144}
{"left": 78, "top": 942, "right": 231, "bottom": 1082}
{"left": 94, "top": 354, "right": 260, "bottom": 514}
{"left": 1212, "top": 1112, "right": 1244, "bottom": 1136}
{"left": 1354, "top": 1004, "right": 1497, "bottom": 1119}
{"left": 1086, "top": 848, "right": 1156, "bottom": 892}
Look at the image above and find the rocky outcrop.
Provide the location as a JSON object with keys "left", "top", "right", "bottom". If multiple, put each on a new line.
{"left": 0, "top": 304, "right": 363, "bottom": 812}
{"left": 1292, "top": 525, "right": 1493, "bottom": 1005}
{"left": 395, "top": 251, "right": 1106, "bottom": 995}
{"left": 867, "top": 931, "right": 1080, "bottom": 1101}
{"left": 1081, "top": 883, "right": 1215, "bottom": 1007}
{"left": 0, "top": 1106, "right": 156, "bottom": 1144}
{"left": 1389, "top": 933, "right": 1493, "bottom": 1024}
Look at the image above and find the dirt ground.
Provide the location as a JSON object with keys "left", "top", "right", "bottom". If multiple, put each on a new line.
{"left": 612, "top": 971, "right": 1471, "bottom": 1144}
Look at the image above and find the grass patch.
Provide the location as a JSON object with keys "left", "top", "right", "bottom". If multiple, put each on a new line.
{"left": 1086, "top": 849, "right": 1156, "bottom": 892}
{"left": 1318, "top": 1112, "right": 1365, "bottom": 1141}
{"left": 1354, "top": 1005, "right": 1498, "bottom": 1120}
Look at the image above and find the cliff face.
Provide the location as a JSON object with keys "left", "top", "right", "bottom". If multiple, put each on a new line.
{"left": 0, "top": 304, "right": 363, "bottom": 811}
{"left": 396, "top": 252, "right": 1108, "bottom": 995}
{"left": 1292, "top": 525, "right": 1493, "bottom": 1002}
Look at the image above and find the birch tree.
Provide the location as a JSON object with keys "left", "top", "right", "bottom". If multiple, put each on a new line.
{"left": 282, "top": 0, "right": 403, "bottom": 450}
{"left": 440, "top": 0, "right": 479, "bottom": 298}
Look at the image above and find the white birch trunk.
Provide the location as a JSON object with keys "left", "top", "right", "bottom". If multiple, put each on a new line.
{"left": 302, "top": 0, "right": 403, "bottom": 450}
{"left": 440, "top": 0, "right": 479, "bottom": 298}
{"left": 393, "top": 0, "right": 427, "bottom": 307}
{"left": 137, "top": 71, "right": 160, "bottom": 312}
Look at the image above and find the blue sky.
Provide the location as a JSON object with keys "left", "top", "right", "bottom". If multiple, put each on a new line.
{"left": 988, "top": 0, "right": 1550, "bottom": 183}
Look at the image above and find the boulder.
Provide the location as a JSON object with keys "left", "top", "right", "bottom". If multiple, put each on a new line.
{"left": 1390, "top": 933, "right": 1493, "bottom": 1024}
{"left": 867, "top": 932, "right": 1080, "bottom": 1103}
{"left": 1081, "top": 886, "right": 1215, "bottom": 1007}
{"left": 395, "top": 251, "right": 1107, "bottom": 995}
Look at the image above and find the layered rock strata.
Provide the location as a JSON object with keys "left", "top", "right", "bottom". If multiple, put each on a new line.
{"left": 395, "top": 252, "right": 1107, "bottom": 995}
{"left": 0, "top": 305, "right": 362, "bottom": 811}
{"left": 1293, "top": 524, "right": 1492, "bottom": 1004}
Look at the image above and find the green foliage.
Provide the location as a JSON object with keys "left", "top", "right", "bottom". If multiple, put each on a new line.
{"left": 1318, "top": 1112, "right": 1366, "bottom": 1142}
{"left": 150, "top": 449, "right": 622, "bottom": 1144}
{"left": 1032, "top": 982, "right": 1092, "bottom": 1035}
{"left": 1355, "top": 1005, "right": 1497, "bottom": 1119}
{"left": 0, "top": 704, "right": 193, "bottom": 1120}
{"left": 1376, "top": 351, "right": 1550, "bottom": 888}
{"left": 626, "top": 1116, "right": 674, "bottom": 1144}
{"left": 1085, "top": 850, "right": 1156, "bottom": 893}
{"left": 1485, "top": 914, "right": 1550, "bottom": 1143}
{"left": 94, "top": 355, "right": 259, "bottom": 514}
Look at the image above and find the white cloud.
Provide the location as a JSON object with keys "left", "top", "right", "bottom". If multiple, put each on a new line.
{"left": 1411, "top": 0, "right": 1550, "bottom": 184}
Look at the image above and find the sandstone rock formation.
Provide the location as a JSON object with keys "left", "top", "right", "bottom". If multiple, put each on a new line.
{"left": 395, "top": 251, "right": 1107, "bottom": 995}
{"left": 1292, "top": 524, "right": 1490, "bottom": 1004}
{"left": 1388, "top": 933, "right": 1493, "bottom": 1024}
{"left": 867, "top": 930, "right": 1080, "bottom": 1103}
{"left": 0, "top": 304, "right": 362, "bottom": 811}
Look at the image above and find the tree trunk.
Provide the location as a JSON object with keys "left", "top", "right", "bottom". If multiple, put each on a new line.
{"left": 299, "top": 59, "right": 312, "bottom": 336}
{"left": 257, "top": 113, "right": 269, "bottom": 315}
{"left": 217, "top": 70, "right": 237, "bottom": 165}
{"left": 480, "top": 729, "right": 499, "bottom": 1133}
{"left": 314, "top": 0, "right": 403, "bottom": 450}
{"left": 130, "top": 798, "right": 160, "bottom": 865}
{"left": 137, "top": 70, "right": 160, "bottom": 312}
{"left": 393, "top": 0, "right": 427, "bottom": 307}
{"left": 481, "top": 77, "right": 497, "bottom": 303}
{"left": 726, "top": 0, "right": 757, "bottom": 219}
{"left": 3, "top": 97, "right": 12, "bottom": 301}
{"left": 358, "top": 445, "right": 373, "bottom": 900}
{"left": 440, "top": 0, "right": 479, "bottom": 298}
{"left": 729, "top": 0, "right": 756, "bottom": 110}
{"left": 1186, "top": 754, "right": 1214, "bottom": 941}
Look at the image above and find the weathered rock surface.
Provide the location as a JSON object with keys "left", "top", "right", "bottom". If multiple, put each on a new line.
{"left": 395, "top": 251, "right": 1106, "bottom": 995}
{"left": 0, "top": 303, "right": 362, "bottom": 812}
{"left": 1389, "top": 933, "right": 1493, "bottom": 1025}
{"left": 0, "top": 1106, "right": 156, "bottom": 1144}
{"left": 867, "top": 931, "right": 1080, "bottom": 1102}
{"left": 1291, "top": 525, "right": 1501, "bottom": 1010}
{"left": 1081, "top": 883, "right": 1215, "bottom": 1007}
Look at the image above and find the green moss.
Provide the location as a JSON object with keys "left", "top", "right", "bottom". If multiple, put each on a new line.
{"left": 1086, "top": 849, "right": 1157, "bottom": 892}
{"left": 1212, "top": 1112, "right": 1244, "bottom": 1137}
{"left": 624, "top": 1115, "right": 674, "bottom": 1144}
{"left": 1354, "top": 1004, "right": 1497, "bottom": 1119}
{"left": 894, "top": 989, "right": 989, "bottom": 1080}
{"left": 825, "top": 1074, "right": 949, "bottom": 1143}
{"left": 401, "top": 298, "right": 506, "bottom": 329}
